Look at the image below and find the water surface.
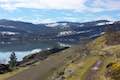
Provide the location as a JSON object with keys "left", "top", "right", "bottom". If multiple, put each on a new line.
{"left": 0, "top": 41, "right": 72, "bottom": 63}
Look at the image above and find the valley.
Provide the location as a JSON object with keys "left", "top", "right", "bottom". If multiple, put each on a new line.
{"left": 0, "top": 0, "right": 120, "bottom": 80}
{"left": 0, "top": 20, "right": 120, "bottom": 80}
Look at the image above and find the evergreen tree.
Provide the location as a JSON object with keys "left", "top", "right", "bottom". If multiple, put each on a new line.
{"left": 9, "top": 52, "right": 17, "bottom": 70}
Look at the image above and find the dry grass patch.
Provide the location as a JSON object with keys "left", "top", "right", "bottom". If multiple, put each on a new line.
{"left": 0, "top": 67, "right": 29, "bottom": 80}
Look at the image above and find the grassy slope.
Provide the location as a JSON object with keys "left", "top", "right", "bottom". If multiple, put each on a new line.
{"left": 87, "top": 34, "right": 120, "bottom": 80}
{"left": 65, "top": 33, "right": 120, "bottom": 80}
{"left": 7, "top": 46, "right": 83, "bottom": 80}
{"left": 0, "top": 67, "right": 29, "bottom": 80}
{"left": 0, "top": 47, "right": 70, "bottom": 80}
{"left": 67, "top": 56, "right": 99, "bottom": 80}
{"left": 2, "top": 32, "right": 120, "bottom": 80}
{"left": 58, "top": 36, "right": 105, "bottom": 80}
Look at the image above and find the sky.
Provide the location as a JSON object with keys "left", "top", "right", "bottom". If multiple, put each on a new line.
{"left": 0, "top": 0, "right": 120, "bottom": 23}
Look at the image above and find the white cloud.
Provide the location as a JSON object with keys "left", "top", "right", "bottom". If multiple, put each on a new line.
{"left": 89, "top": 0, "right": 120, "bottom": 12}
{"left": 0, "top": 0, "right": 87, "bottom": 11}
{"left": 106, "top": 0, "right": 120, "bottom": 10}
{"left": 0, "top": 0, "right": 120, "bottom": 12}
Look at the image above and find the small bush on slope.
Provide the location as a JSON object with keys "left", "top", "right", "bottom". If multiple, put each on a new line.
{"left": 106, "top": 62, "right": 120, "bottom": 80}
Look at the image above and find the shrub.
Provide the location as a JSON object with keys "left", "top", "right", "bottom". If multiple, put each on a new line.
{"left": 106, "top": 62, "right": 120, "bottom": 80}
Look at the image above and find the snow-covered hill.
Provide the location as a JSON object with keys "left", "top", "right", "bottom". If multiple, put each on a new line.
{"left": 0, "top": 19, "right": 119, "bottom": 43}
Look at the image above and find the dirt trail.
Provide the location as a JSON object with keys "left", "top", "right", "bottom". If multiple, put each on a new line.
{"left": 85, "top": 60, "right": 103, "bottom": 80}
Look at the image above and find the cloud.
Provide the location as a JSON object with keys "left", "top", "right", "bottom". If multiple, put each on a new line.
{"left": 0, "top": 0, "right": 120, "bottom": 13}
{"left": 88, "top": 0, "right": 120, "bottom": 12}
{"left": 0, "top": 0, "right": 87, "bottom": 11}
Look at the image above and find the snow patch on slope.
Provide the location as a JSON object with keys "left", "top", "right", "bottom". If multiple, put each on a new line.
{"left": 57, "top": 30, "right": 93, "bottom": 37}
{"left": 0, "top": 25, "right": 16, "bottom": 28}
{"left": 79, "top": 24, "right": 84, "bottom": 27}
{"left": 46, "top": 23, "right": 59, "bottom": 27}
{"left": 57, "top": 31, "right": 75, "bottom": 36}
{"left": 46, "top": 23, "right": 68, "bottom": 28}
{"left": 0, "top": 31, "right": 19, "bottom": 35}
{"left": 97, "top": 21, "right": 114, "bottom": 26}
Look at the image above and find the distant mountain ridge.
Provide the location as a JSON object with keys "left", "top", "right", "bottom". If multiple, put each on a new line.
{"left": 0, "top": 19, "right": 120, "bottom": 43}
